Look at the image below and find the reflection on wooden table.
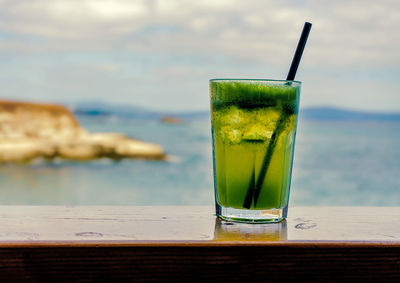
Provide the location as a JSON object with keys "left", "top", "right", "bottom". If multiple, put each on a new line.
{"left": 213, "top": 218, "right": 287, "bottom": 241}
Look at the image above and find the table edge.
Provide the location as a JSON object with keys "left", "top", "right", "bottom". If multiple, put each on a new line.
{"left": 0, "top": 240, "right": 399, "bottom": 248}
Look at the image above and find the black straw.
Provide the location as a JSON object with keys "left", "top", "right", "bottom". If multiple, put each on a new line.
{"left": 286, "top": 22, "right": 312, "bottom": 81}
{"left": 242, "top": 22, "right": 312, "bottom": 209}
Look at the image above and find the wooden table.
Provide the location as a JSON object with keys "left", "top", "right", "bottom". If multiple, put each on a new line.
{"left": 0, "top": 206, "right": 399, "bottom": 281}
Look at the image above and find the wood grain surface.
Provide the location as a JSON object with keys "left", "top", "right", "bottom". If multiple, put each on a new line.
{"left": 0, "top": 206, "right": 398, "bottom": 242}
{"left": 0, "top": 206, "right": 398, "bottom": 281}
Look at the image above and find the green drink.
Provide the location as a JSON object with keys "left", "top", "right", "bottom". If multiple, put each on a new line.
{"left": 210, "top": 79, "right": 301, "bottom": 223}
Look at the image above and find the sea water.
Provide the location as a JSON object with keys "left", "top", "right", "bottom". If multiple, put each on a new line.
{"left": 0, "top": 115, "right": 399, "bottom": 206}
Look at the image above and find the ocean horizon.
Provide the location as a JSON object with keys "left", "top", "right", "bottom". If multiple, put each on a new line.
{"left": 70, "top": 101, "right": 400, "bottom": 122}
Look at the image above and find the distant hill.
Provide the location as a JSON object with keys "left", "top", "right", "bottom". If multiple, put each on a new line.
{"left": 70, "top": 102, "right": 400, "bottom": 122}
{"left": 70, "top": 101, "right": 161, "bottom": 119}
{"left": 299, "top": 107, "right": 400, "bottom": 122}
{"left": 71, "top": 101, "right": 209, "bottom": 120}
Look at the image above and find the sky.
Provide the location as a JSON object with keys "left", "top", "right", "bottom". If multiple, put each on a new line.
{"left": 0, "top": 0, "right": 399, "bottom": 112}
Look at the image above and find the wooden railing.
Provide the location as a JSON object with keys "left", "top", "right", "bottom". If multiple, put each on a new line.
{"left": 0, "top": 206, "right": 399, "bottom": 281}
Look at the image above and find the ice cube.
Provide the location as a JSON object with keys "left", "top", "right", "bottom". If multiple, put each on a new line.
{"left": 242, "top": 124, "right": 272, "bottom": 141}
{"left": 219, "top": 106, "right": 249, "bottom": 126}
{"left": 255, "top": 108, "right": 280, "bottom": 125}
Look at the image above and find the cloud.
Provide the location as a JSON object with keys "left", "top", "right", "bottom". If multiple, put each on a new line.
{"left": 0, "top": 0, "right": 149, "bottom": 39}
{"left": 0, "top": 0, "right": 398, "bottom": 67}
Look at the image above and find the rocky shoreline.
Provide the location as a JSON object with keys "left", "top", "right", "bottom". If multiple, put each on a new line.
{"left": 0, "top": 100, "right": 166, "bottom": 162}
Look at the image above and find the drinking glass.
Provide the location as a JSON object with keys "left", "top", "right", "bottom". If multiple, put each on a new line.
{"left": 210, "top": 79, "right": 301, "bottom": 223}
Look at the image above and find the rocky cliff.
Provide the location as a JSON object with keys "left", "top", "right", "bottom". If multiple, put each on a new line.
{"left": 0, "top": 100, "right": 166, "bottom": 162}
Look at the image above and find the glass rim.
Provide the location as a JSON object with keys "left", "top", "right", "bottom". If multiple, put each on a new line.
{"left": 210, "top": 78, "right": 301, "bottom": 85}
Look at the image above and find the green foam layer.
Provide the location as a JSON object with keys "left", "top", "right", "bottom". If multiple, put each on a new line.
{"left": 210, "top": 81, "right": 300, "bottom": 110}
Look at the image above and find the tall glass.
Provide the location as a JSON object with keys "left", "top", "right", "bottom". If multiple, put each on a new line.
{"left": 210, "top": 79, "right": 301, "bottom": 223}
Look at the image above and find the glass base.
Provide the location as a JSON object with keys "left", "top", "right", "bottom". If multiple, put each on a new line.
{"left": 216, "top": 204, "right": 287, "bottom": 223}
